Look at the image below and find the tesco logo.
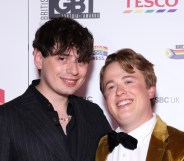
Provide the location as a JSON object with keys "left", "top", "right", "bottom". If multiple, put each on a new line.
{"left": 127, "top": 0, "right": 178, "bottom": 8}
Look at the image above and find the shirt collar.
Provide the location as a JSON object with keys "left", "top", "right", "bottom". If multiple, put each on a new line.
{"left": 30, "top": 79, "right": 74, "bottom": 115}
{"left": 116, "top": 113, "right": 157, "bottom": 145}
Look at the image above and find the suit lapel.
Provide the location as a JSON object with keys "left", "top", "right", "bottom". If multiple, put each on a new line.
{"left": 18, "top": 90, "right": 72, "bottom": 161}
{"left": 96, "top": 135, "right": 109, "bottom": 161}
{"left": 146, "top": 115, "right": 169, "bottom": 161}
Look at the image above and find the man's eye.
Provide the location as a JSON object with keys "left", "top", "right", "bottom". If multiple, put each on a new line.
{"left": 77, "top": 60, "right": 85, "bottom": 64}
{"left": 58, "top": 56, "right": 65, "bottom": 61}
{"left": 109, "top": 86, "right": 114, "bottom": 89}
{"left": 125, "top": 80, "right": 133, "bottom": 84}
{"left": 106, "top": 85, "right": 115, "bottom": 91}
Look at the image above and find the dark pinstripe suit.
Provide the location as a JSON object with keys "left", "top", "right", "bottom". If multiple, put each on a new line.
{"left": 0, "top": 86, "right": 112, "bottom": 161}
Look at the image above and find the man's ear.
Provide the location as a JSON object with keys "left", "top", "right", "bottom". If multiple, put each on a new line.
{"left": 33, "top": 48, "right": 43, "bottom": 70}
{"left": 148, "top": 86, "right": 156, "bottom": 99}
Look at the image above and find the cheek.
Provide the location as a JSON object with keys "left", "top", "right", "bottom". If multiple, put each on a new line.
{"left": 42, "top": 61, "right": 55, "bottom": 71}
{"left": 79, "top": 65, "right": 88, "bottom": 76}
{"left": 130, "top": 84, "right": 146, "bottom": 94}
{"left": 82, "top": 69, "right": 88, "bottom": 76}
{"left": 134, "top": 87, "right": 150, "bottom": 102}
{"left": 106, "top": 94, "right": 115, "bottom": 110}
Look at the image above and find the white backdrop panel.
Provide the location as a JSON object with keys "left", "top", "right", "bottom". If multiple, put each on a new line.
{"left": 1, "top": 0, "right": 184, "bottom": 131}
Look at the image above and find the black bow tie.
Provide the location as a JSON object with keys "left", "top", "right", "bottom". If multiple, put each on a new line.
{"left": 108, "top": 131, "right": 138, "bottom": 152}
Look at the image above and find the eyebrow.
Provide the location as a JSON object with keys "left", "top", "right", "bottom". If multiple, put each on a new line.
{"left": 122, "top": 75, "right": 136, "bottom": 80}
{"left": 104, "top": 75, "right": 136, "bottom": 88}
{"left": 60, "top": 51, "right": 70, "bottom": 56}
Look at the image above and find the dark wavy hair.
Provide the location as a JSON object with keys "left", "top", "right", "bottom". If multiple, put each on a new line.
{"left": 32, "top": 16, "right": 94, "bottom": 63}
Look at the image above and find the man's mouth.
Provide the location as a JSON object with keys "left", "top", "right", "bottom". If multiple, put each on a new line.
{"left": 117, "top": 99, "right": 133, "bottom": 107}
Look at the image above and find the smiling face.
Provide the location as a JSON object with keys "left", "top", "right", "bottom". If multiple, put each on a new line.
{"left": 34, "top": 48, "right": 88, "bottom": 99}
{"left": 103, "top": 62, "right": 155, "bottom": 132}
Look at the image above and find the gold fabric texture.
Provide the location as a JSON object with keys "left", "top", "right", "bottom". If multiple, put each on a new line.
{"left": 96, "top": 115, "right": 184, "bottom": 161}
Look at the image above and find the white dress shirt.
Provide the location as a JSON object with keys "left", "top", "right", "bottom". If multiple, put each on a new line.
{"left": 107, "top": 113, "right": 157, "bottom": 161}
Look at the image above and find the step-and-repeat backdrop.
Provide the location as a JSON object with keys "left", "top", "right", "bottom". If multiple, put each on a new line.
{"left": 1, "top": 0, "right": 184, "bottom": 130}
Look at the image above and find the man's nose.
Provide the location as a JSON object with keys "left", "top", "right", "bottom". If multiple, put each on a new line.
{"left": 116, "top": 85, "right": 127, "bottom": 96}
{"left": 66, "top": 61, "right": 79, "bottom": 75}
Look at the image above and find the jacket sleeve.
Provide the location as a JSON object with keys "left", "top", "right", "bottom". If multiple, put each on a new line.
{"left": 0, "top": 108, "right": 12, "bottom": 161}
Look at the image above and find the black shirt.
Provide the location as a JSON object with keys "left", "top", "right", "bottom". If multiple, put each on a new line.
{"left": 30, "top": 80, "right": 77, "bottom": 160}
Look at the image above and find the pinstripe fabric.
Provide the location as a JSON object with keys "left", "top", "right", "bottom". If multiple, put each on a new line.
{"left": 0, "top": 87, "right": 112, "bottom": 161}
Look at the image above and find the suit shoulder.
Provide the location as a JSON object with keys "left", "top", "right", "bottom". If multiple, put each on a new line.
{"left": 70, "top": 95, "right": 107, "bottom": 119}
{"left": 70, "top": 95, "right": 100, "bottom": 108}
{"left": 0, "top": 96, "right": 22, "bottom": 111}
{"left": 167, "top": 126, "right": 184, "bottom": 148}
{"left": 168, "top": 126, "right": 184, "bottom": 138}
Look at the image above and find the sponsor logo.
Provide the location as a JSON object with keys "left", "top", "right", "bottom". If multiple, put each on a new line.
{"left": 0, "top": 89, "right": 5, "bottom": 105}
{"left": 123, "top": 0, "right": 178, "bottom": 13}
{"left": 155, "top": 96, "right": 180, "bottom": 103}
{"left": 93, "top": 46, "right": 108, "bottom": 61}
{"left": 40, "top": 0, "right": 49, "bottom": 21}
{"left": 166, "top": 45, "right": 184, "bottom": 59}
{"left": 40, "top": 0, "right": 100, "bottom": 21}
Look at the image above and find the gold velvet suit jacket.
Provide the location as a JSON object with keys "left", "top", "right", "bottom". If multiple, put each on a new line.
{"left": 96, "top": 115, "right": 184, "bottom": 161}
